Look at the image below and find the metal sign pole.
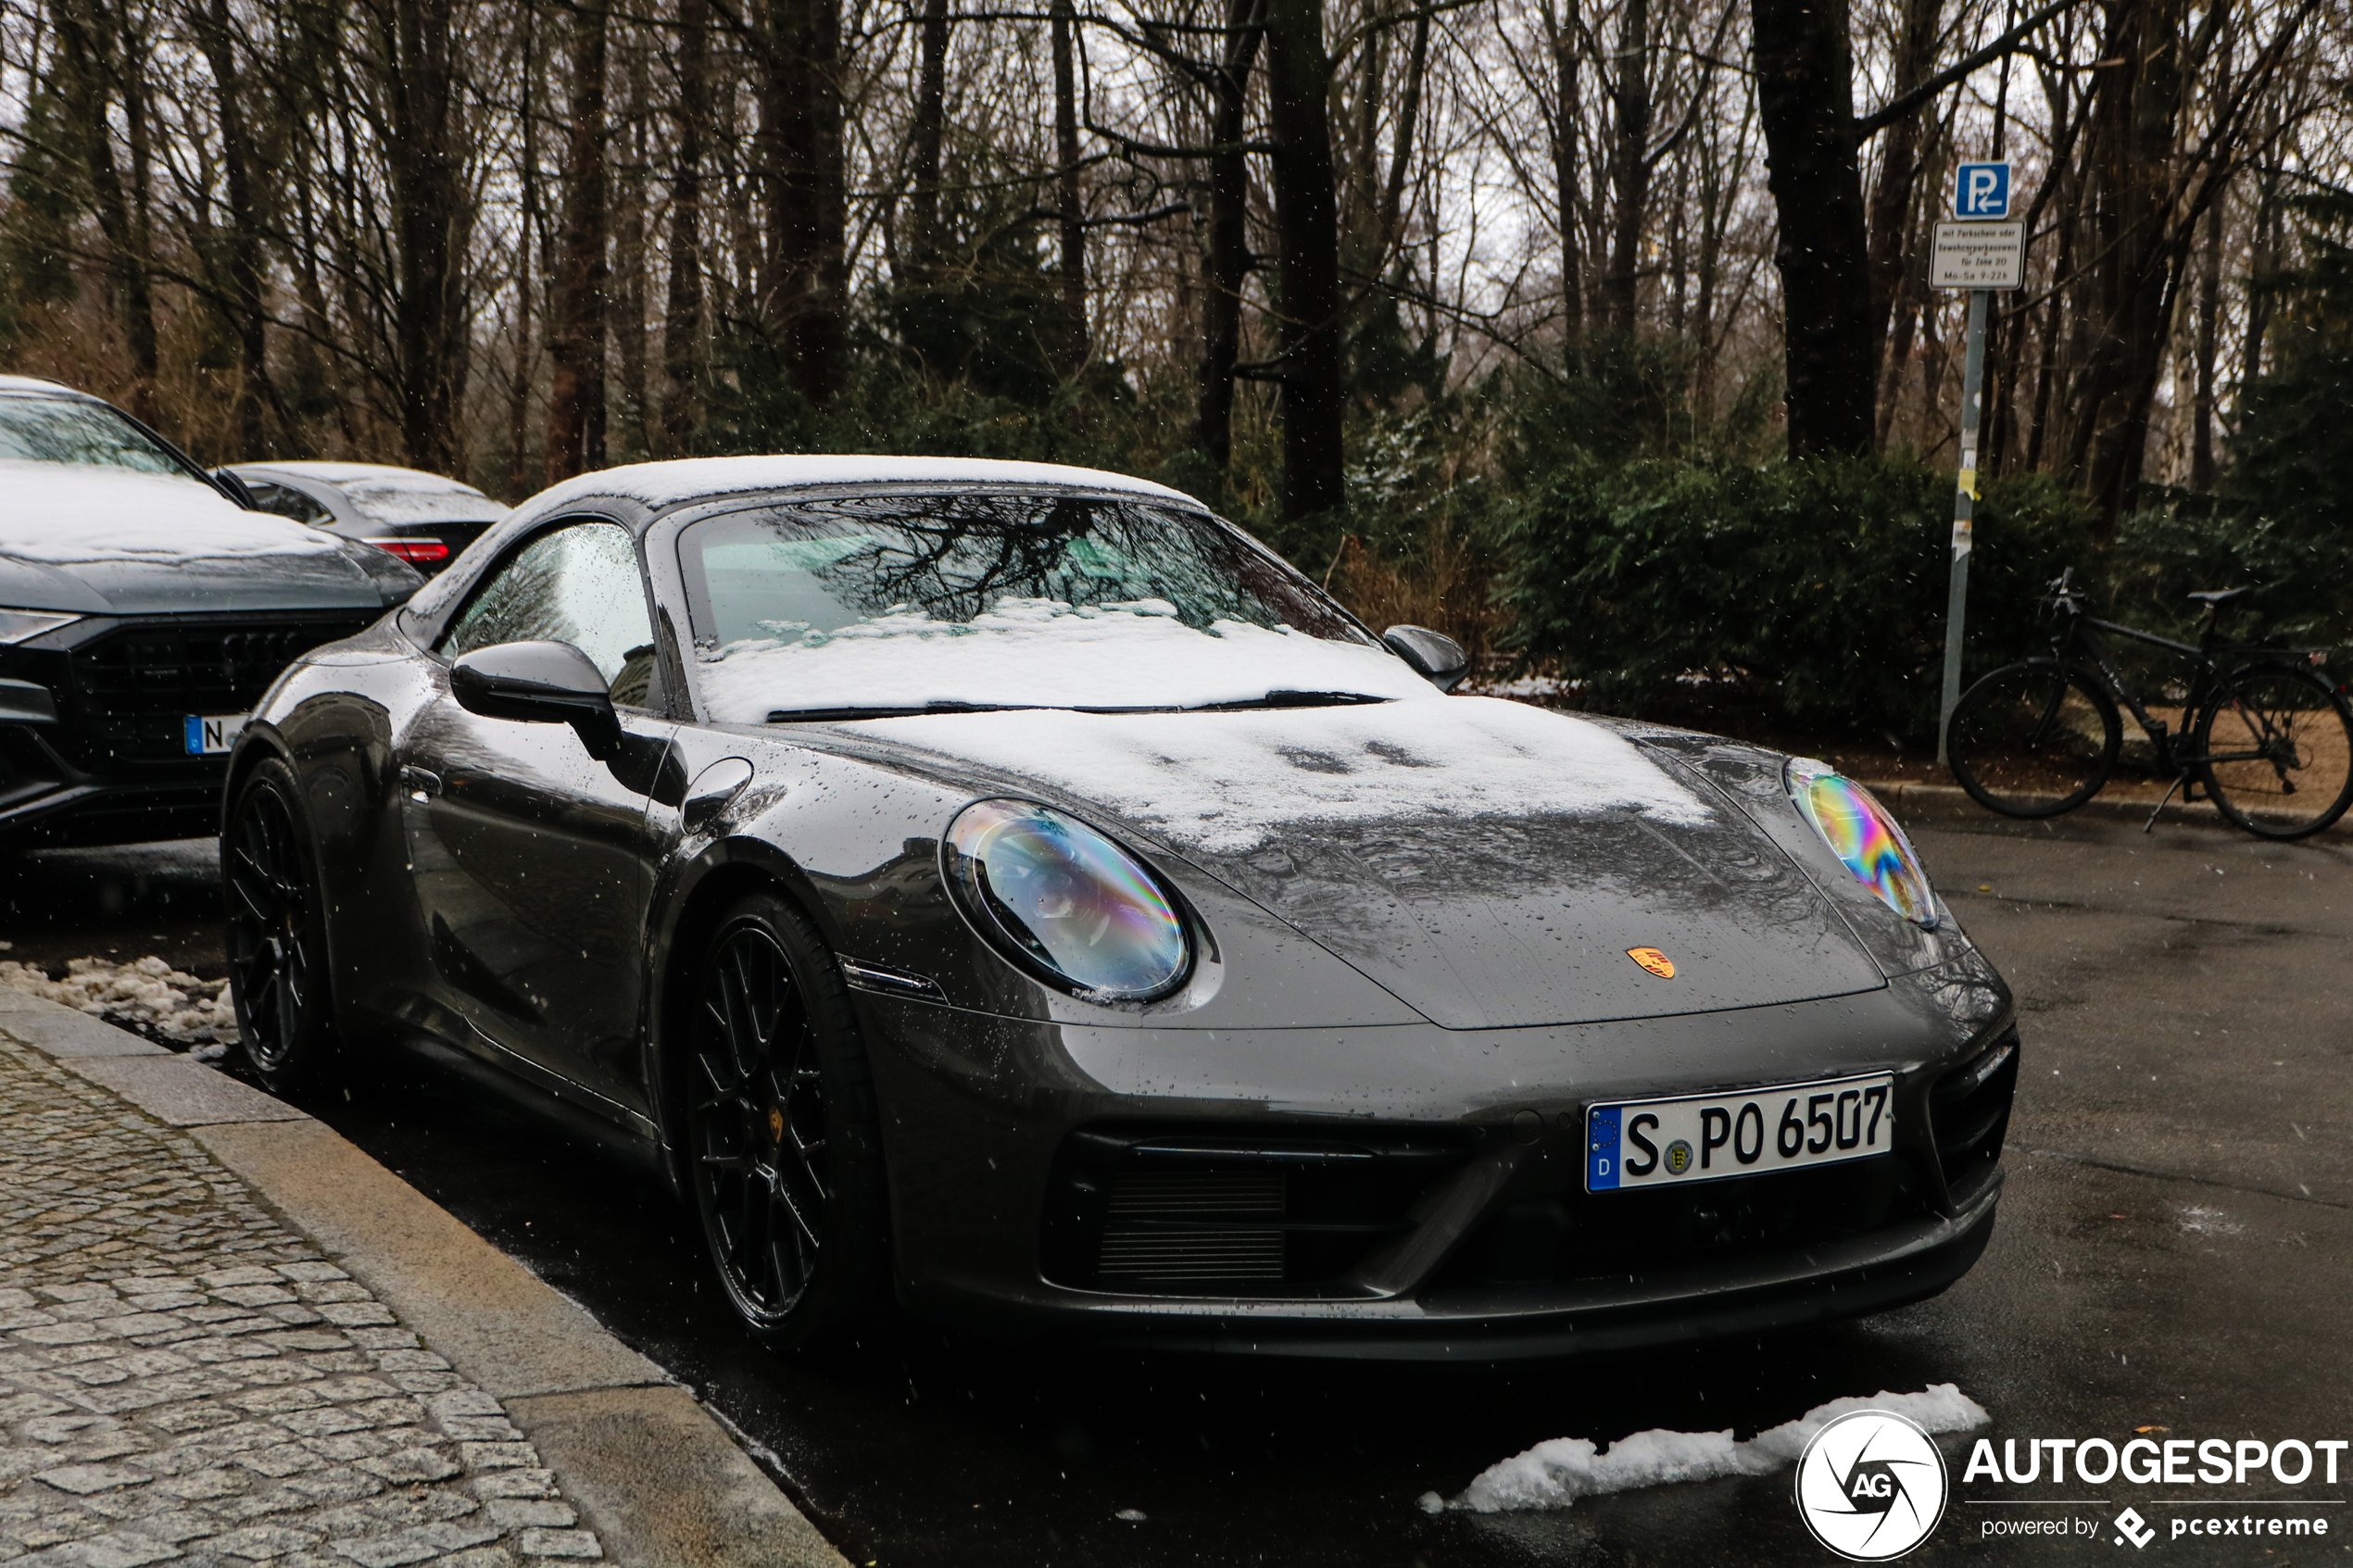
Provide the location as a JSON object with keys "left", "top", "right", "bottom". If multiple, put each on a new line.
{"left": 1936, "top": 286, "right": 1990, "bottom": 767}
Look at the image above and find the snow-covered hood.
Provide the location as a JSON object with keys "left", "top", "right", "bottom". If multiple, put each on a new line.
{"left": 0, "top": 461, "right": 406, "bottom": 613}
{"left": 852, "top": 696, "right": 1887, "bottom": 1028}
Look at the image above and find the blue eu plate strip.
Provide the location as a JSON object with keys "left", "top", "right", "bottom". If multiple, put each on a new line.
{"left": 182, "top": 717, "right": 205, "bottom": 756}
{"left": 1587, "top": 1105, "right": 1621, "bottom": 1191}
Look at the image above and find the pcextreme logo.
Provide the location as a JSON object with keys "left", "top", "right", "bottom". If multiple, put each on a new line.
{"left": 1795, "top": 1410, "right": 1950, "bottom": 1561}
{"left": 1960, "top": 1434, "right": 2345, "bottom": 1549}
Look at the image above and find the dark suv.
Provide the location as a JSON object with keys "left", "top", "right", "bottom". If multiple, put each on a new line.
{"left": 0, "top": 376, "right": 422, "bottom": 847}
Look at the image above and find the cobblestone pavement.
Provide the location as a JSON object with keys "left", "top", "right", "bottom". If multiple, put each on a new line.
{"left": 0, "top": 1037, "right": 608, "bottom": 1567}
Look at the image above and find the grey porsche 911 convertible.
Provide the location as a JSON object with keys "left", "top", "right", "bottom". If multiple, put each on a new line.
{"left": 223, "top": 455, "right": 2018, "bottom": 1359}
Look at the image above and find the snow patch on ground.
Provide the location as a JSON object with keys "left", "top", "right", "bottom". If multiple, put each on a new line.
{"left": 1423, "top": 1385, "right": 1989, "bottom": 1514}
{"left": 868, "top": 693, "right": 1713, "bottom": 853}
{"left": 0, "top": 956, "right": 235, "bottom": 1047}
{"left": 2176, "top": 1204, "right": 2243, "bottom": 1236}
{"left": 698, "top": 597, "right": 1431, "bottom": 721}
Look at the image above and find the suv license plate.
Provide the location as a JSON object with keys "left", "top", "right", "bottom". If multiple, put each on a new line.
{"left": 183, "top": 715, "right": 247, "bottom": 756}
{"left": 1587, "top": 1073, "right": 1894, "bottom": 1192}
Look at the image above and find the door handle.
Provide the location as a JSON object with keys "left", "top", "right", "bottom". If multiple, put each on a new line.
{"left": 400, "top": 765, "right": 442, "bottom": 800}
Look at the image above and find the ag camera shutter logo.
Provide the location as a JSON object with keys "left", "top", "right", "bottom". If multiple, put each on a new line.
{"left": 1795, "top": 1410, "right": 1950, "bottom": 1560}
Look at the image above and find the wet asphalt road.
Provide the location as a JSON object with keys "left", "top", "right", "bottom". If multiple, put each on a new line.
{"left": 5, "top": 812, "right": 2348, "bottom": 1565}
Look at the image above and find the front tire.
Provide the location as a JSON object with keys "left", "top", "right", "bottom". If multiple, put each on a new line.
{"left": 685, "top": 891, "right": 889, "bottom": 1349}
{"left": 1946, "top": 659, "right": 2120, "bottom": 818}
{"left": 223, "top": 758, "right": 337, "bottom": 1093}
{"left": 2196, "top": 663, "right": 2353, "bottom": 840}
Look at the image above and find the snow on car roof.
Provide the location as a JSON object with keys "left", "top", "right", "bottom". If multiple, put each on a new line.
{"left": 525, "top": 455, "right": 1204, "bottom": 515}
{"left": 233, "top": 460, "right": 491, "bottom": 496}
{"left": 0, "top": 461, "right": 344, "bottom": 561}
{"left": 0, "top": 375, "right": 87, "bottom": 397}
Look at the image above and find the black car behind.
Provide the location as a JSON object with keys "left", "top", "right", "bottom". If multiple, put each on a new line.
{"left": 0, "top": 376, "right": 422, "bottom": 847}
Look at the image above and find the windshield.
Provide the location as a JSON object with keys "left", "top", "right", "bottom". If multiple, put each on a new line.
{"left": 0, "top": 396, "right": 194, "bottom": 477}
{"left": 678, "top": 492, "right": 1427, "bottom": 721}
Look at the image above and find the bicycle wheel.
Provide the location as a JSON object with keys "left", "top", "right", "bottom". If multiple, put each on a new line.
{"left": 2194, "top": 663, "right": 2353, "bottom": 840}
{"left": 1946, "top": 659, "right": 2120, "bottom": 818}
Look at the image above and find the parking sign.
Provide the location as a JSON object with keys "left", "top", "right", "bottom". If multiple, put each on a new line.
{"left": 1954, "top": 162, "right": 2011, "bottom": 220}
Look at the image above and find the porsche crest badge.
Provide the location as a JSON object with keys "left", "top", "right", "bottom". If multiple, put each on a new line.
{"left": 1627, "top": 947, "right": 1677, "bottom": 978}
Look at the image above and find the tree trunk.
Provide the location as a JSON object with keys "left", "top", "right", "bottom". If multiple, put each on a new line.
{"left": 2065, "top": 0, "right": 2189, "bottom": 521}
{"left": 1862, "top": 0, "right": 1940, "bottom": 397}
{"left": 1552, "top": 0, "right": 1584, "bottom": 345}
{"left": 1051, "top": 0, "right": 1088, "bottom": 375}
{"left": 195, "top": 0, "right": 273, "bottom": 458}
{"left": 907, "top": 0, "right": 950, "bottom": 270}
{"left": 507, "top": 12, "right": 539, "bottom": 497}
{"left": 1604, "top": 0, "right": 1650, "bottom": 333}
{"left": 614, "top": 36, "right": 652, "bottom": 457}
{"left": 390, "top": 0, "right": 465, "bottom": 474}
{"left": 2188, "top": 196, "right": 2221, "bottom": 489}
{"left": 661, "top": 0, "right": 710, "bottom": 455}
{"left": 114, "top": 21, "right": 160, "bottom": 425}
{"left": 546, "top": 0, "right": 609, "bottom": 483}
{"left": 1378, "top": 14, "right": 1428, "bottom": 266}
{"left": 1263, "top": 0, "right": 1344, "bottom": 519}
{"left": 760, "top": 0, "right": 846, "bottom": 404}
{"left": 55, "top": 0, "right": 160, "bottom": 427}
{"left": 1749, "top": 0, "right": 1875, "bottom": 456}
{"left": 1193, "top": 0, "right": 1264, "bottom": 469}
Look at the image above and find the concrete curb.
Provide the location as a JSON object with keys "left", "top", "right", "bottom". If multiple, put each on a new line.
{"left": 0, "top": 985, "right": 849, "bottom": 1568}
{"left": 1856, "top": 776, "right": 2353, "bottom": 839}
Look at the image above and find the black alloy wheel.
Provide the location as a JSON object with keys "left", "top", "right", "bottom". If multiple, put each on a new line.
{"left": 686, "top": 892, "right": 888, "bottom": 1348}
{"left": 224, "top": 758, "right": 337, "bottom": 1091}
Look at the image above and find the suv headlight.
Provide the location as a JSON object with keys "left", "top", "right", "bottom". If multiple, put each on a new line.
{"left": 0, "top": 609, "right": 81, "bottom": 645}
{"left": 1787, "top": 759, "right": 1938, "bottom": 927}
{"left": 942, "top": 798, "right": 1191, "bottom": 1000}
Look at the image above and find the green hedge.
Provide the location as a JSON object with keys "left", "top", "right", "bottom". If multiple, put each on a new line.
{"left": 1501, "top": 453, "right": 2096, "bottom": 736}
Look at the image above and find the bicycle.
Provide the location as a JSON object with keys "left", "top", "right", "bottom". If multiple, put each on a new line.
{"left": 1944, "top": 571, "right": 2353, "bottom": 841}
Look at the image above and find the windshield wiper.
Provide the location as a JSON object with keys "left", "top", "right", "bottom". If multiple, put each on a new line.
{"left": 1187, "top": 690, "right": 1394, "bottom": 711}
{"left": 765, "top": 700, "right": 1046, "bottom": 722}
{"left": 766, "top": 691, "right": 1395, "bottom": 723}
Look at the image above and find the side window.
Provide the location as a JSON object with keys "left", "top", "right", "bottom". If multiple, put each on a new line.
{"left": 439, "top": 521, "right": 661, "bottom": 709}
{"left": 246, "top": 481, "right": 334, "bottom": 527}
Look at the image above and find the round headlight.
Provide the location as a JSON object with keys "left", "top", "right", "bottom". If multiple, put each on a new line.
{"left": 1788, "top": 761, "right": 1938, "bottom": 927}
{"left": 943, "top": 799, "right": 1190, "bottom": 999}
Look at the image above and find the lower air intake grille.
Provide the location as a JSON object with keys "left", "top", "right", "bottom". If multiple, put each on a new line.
{"left": 1098, "top": 1171, "right": 1286, "bottom": 1284}
{"left": 1931, "top": 1026, "right": 2020, "bottom": 1202}
{"left": 1043, "top": 1125, "right": 1473, "bottom": 1296}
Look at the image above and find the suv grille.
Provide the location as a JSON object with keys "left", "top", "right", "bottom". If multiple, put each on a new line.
{"left": 1044, "top": 1127, "right": 1474, "bottom": 1294}
{"left": 58, "top": 616, "right": 374, "bottom": 769}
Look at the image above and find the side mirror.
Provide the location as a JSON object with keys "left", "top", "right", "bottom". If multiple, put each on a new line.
{"left": 1382, "top": 624, "right": 1469, "bottom": 694}
{"left": 449, "top": 641, "right": 624, "bottom": 759}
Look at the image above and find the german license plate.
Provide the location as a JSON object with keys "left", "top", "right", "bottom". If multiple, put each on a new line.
{"left": 182, "top": 715, "right": 246, "bottom": 756}
{"left": 1586, "top": 1073, "right": 1895, "bottom": 1192}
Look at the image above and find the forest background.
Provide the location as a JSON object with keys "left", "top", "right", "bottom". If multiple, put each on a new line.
{"left": 3, "top": 0, "right": 2350, "bottom": 741}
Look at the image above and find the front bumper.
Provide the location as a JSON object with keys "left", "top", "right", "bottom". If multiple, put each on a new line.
{"left": 849, "top": 954, "right": 2018, "bottom": 1360}
{"left": 0, "top": 754, "right": 225, "bottom": 847}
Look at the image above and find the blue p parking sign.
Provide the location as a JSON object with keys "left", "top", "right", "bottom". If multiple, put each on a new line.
{"left": 1954, "top": 162, "right": 2011, "bottom": 220}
